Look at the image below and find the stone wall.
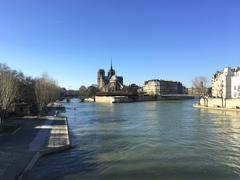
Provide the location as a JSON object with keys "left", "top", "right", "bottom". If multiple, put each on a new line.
{"left": 84, "top": 98, "right": 95, "bottom": 102}
{"left": 95, "top": 96, "right": 158, "bottom": 103}
{"left": 205, "top": 98, "right": 223, "bottom": 107}
{"left": 226, "top": 99, "right": 240, "bottom": 109}
{"left": 95, "top": 95, "right": 194, "bottom": 103}
{"left": 200, "top": 97, "right": 240, "bottom": 109}
{"left": 95, "top": 96, "right": 116, "bottom": 103}
{"left": 15, "top": 104, "right": 30, "bottom": 115}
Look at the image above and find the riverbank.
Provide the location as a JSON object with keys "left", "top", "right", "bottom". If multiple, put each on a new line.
{"left": 95, "top": 94, "right": 194, "bottom": 103}
{"left": 0, "top": 103, "right": 72, "bottom": 180}
{"left": 193, "top": 103, "right": 240, "bottom": 112}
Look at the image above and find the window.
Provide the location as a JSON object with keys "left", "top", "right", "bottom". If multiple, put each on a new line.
{"left": 234, "top": 85, "right": 236, "bottom": 90}
{"left": 234, "top": 92, "right": 236, "bottom": 97}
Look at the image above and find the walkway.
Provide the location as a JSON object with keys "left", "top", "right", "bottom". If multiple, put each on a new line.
{"left": 0, "top": 103, "right": 71, "bottom": 180}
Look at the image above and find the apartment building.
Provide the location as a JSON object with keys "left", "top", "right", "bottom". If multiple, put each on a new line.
{"left": 142, "top": 79, "right": 186, "bottom": 95}
{"left": 231, "top": 67, "right": 240, "bottom": 98}
{"left": 212, "top": 67, "right": 239, "bottom": 98}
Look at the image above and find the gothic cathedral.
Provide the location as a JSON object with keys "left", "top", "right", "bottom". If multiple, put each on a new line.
{"left": 97, "top": 60, "right": 124, "bottom": 92}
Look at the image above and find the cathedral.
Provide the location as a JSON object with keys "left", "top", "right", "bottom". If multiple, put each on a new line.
{"left": 97, "top": 61, "right": 124, "bottom": 92}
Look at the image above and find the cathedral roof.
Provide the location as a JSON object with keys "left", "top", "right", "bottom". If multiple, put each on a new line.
{"left": 110, "top": 75, "right": 117, "bottom": 81}
{"left": 109, "top": 75, "right": 123, "bottom": 81}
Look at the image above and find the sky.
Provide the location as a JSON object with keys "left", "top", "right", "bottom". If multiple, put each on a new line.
{"left": 1, "top": 0, "right": 239, "bottom": 90}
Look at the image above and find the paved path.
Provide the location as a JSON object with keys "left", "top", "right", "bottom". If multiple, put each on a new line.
{"left": 0, "top": 103, "right": 71, "bottom": 180}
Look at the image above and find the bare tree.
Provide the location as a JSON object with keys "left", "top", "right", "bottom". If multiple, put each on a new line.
{"left": 79, "top": 85, "right": 87, "bottom": 97}
{"left": 16, "top": 73, "right": 36, "bottom": 104}
{"left": 87, "top": 85, "right": 100, "bottom": 97}
{"left": 0, "top": 64, "right": 19, "bottom": 127}
{"left": 122, "top": 85, "right": 138, "bottom": 93}
{"left": 35, "top": 73, "right": 61, "bottom": 116}
{"left": 191, "top": 76, "right": 208, "bottom": 105}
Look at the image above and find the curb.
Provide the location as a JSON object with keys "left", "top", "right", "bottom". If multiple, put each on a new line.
{"left": 19, "top": 145, "right": 72, "bottom": 180}
{"left": 18, "top": 152, "right": 42, "bottom": 180}
{"left": 40, "top": 144, "right": 72, "bottom": 155}
{"left": 65, "top": 117, "right": 73, "bottom": 147}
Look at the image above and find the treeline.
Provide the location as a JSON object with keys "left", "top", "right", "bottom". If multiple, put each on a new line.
{"left": 0, "top": 63, "right": 61, "bottom": 125}
{"left": 79, "top": 85, "right": 100, "bottom": 97}
{"left": 78, "top": 84, "right": 140, "bottom": 97}
{"left": 79, "top": 84, "right": 142, "bottom": 97}
{"left": 96, "top": 91, "right": 139, "bottom": 96}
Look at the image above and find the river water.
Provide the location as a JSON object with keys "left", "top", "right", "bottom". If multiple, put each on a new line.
{"left": 29, "top": 99, "right": 240, "bottom": 180}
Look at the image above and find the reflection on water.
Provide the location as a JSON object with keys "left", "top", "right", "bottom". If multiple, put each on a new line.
{"left": 29, "top": 99, "right": 240, "bottom": 180}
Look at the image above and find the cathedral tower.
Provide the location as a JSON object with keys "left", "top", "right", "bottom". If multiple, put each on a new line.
{"left": 97, "top": 69, "right": 105, "bottom": 89}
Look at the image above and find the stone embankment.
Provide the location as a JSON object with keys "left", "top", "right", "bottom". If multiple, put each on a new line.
{"left": 193, "top": 103, "right": 240, "bottom": 112}
{"left": 195, "top": 97, "right": 240, "bottom": 111}
{"left": 95, "top": 94, "right": 194, "bottom": 103}
{"left": 0, "top": 103, "right": 72, "bottom": 180}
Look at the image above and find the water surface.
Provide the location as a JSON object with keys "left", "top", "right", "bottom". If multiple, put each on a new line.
{"left": 29, "top": 99, "right": 240, "bottom": 180}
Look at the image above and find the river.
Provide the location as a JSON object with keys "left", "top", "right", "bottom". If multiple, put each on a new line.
{"left": 29, "top": 98, "right": 240, "bottom": 180}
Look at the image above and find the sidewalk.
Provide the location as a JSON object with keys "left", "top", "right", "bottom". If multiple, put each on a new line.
{"left": 0, "top": 103, "right": 72, "bottom": 180}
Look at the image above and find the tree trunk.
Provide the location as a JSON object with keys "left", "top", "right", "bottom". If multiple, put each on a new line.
{"left": 0, "top": 111, "right": 6, "bottom": 128}
{"left": 198, "top": 95, "right": 200, "bottom": 105}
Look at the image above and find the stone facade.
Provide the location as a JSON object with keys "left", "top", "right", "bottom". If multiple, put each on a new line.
{"left": 15, "top": 103, "right": 31, "bottom": 116}
{"left": 97, "top": 61, "right": 124, "bottom": 92}
{"left": 212, "top": 67, "right": 239, "bottom": 98}
{"left": 142, "top": 79, "right": 186, "bottom": 95}
{"left": 231, "top": 67, "right": 240, "bottom": 98}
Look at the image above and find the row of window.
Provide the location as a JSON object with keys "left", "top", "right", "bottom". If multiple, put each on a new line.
{"left": 234, "top": 92, "right": 240, "bottom": 97}
{"left": 233, "top": 85, "right": 240, "bottom": 90}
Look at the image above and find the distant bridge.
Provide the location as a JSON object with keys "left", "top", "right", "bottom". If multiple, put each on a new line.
{"left": 58, "top": 96, "right": 86, "bottom": 102}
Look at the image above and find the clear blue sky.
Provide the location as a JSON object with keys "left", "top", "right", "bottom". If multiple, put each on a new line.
{"left": 1, "top": 0, "right": 239, "bottom": 90}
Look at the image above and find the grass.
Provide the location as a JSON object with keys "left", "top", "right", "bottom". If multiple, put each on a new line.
{"left": 2, "top": 125, "right": 19, "bottom": 134}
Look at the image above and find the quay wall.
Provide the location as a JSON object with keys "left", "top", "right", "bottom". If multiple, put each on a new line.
{"left": 162, "top": 95, "right": 194, "bottom": 100}
{"left": 84, "top": 98, "right": 95, "bottom": 102}
{"left": 95, "top": 95, "right": 194, "bottom": 103}
{"left": 200, "top": 98, "right": 240, "bottom": 109}
{"left": 226, "top": 99, "right": 240, "bottom": 109}
{"left": 95, "top": 96, "right": 116, "bottom": 103}
{"left": 200, "top": 98, "right": 223, "bottom": 107}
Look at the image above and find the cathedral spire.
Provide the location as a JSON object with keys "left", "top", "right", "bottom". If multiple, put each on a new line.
{"left": 111, "top": 58, "right": 113, "bottom": 70}
{"left": 108, "top": 57, "right": 115, "bottom": 78}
